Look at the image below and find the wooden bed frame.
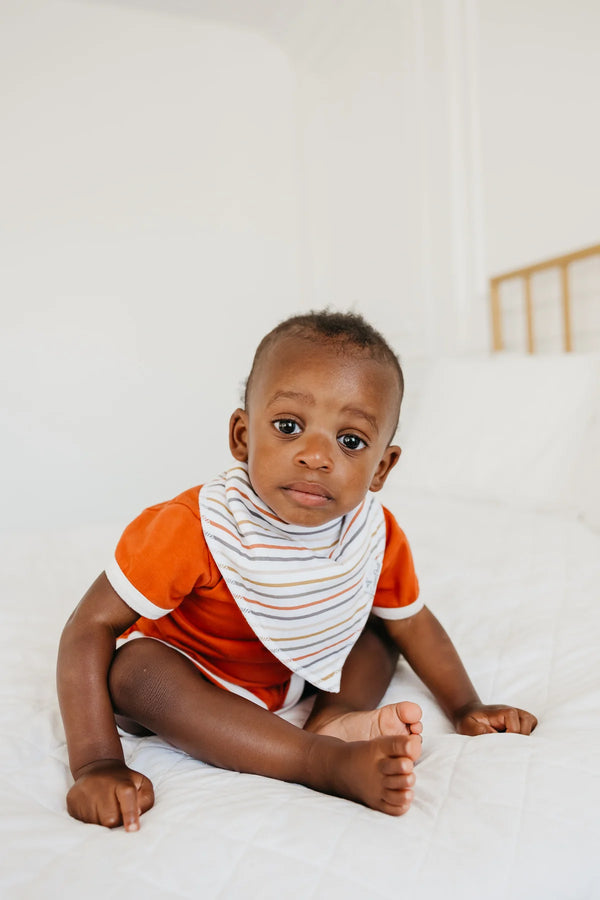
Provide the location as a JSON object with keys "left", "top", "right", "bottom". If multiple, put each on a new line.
{"left": 490, "top": 243, "right": 600, "bottom": 353}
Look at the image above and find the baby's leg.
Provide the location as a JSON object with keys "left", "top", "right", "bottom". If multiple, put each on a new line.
{"left": 108, "top": 638, "right": 420, "bottom": 815}
{"left": 304, "top": 616, "right": 422, "bottom": 742}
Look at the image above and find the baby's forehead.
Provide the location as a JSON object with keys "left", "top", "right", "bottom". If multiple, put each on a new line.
{"left": 279, "top": 333, "right": 374, "bottom": 363}
{"left": 265, "top": 332, "right": 386, "bottom": 371}
{"left": 250, "top": 333, "right": 401, "bottom": 402}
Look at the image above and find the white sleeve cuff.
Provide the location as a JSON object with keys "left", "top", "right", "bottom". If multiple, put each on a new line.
{"left": 371, "top": 595, "right": 425, "bottom": 620}
{"left": 105, "top": 557, "right": 169, "bottom": 620}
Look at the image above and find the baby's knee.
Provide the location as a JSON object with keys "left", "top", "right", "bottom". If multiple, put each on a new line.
{"left": 108, "top": 638, "right": 164, "bottom": 712}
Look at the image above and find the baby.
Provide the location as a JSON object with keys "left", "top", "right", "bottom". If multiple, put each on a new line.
{"left": 57, "top": 310, "right": 537, "bottom": 831}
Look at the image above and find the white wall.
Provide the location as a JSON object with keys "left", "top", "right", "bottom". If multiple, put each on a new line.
{"left": 294, "top": 0, "right": 600, "bottom": 360}
{"left": 476, "top": 0, "right": 600, "bottom": 353}
{"left": 477, "top": 0, "right": 600, "bottom": 274}
{"left": 2, "top": 0, "right": 599, "bottom": 531}
{"left": 295, "top": 1, "right": 486, "bottom": 363}
{"left": 1, "top": 0, "right": 303, "bottom": 530}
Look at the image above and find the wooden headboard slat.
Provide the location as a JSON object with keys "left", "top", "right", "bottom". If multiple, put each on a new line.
{"left": 490, "top": 243, "right": 600, "bottom": 353}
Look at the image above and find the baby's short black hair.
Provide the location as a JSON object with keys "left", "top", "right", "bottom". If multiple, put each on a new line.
{"left": 244, "top": 310, "right": 404, "bottom": 436}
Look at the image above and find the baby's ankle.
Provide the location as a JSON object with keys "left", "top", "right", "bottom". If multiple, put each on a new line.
{"left": 302, "top": 733, "right": 348, "bottom": 796}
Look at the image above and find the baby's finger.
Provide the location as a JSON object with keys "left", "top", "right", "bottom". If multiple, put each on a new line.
{"left": 518, "top": 710, "right": 538, "bottom": 735}
{"left": 134, "top": 774, "right": 155, "bottom": 814}
{"left": 95, "top": 794, "right": 126, "bottom": 830}
{"left": 115, "top": 782, "right": 141, "bottom": 832}
{"left": 460, "top": 716, "right": 495, "bottom": 736}
{"left": 498, "top": 707, "right": 521, "bottom": 733}
{"left": 66, "top": 785, "right": 94, "bottom": 825}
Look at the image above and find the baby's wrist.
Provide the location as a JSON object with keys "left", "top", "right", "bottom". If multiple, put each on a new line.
{"left": 450, "top": 698, "right": 482, "bottom": 724}
{"left": 72, "top": 757, "right": 126, "bottom": 780}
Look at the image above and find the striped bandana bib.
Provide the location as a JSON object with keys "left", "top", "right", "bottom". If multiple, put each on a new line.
{"left": 199, "top": 464, "right": 386, "bottom": 692}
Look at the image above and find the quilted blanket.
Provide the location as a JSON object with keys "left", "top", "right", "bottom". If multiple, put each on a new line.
{"left": 1, "top": 489, "right": 599, "bottom": 899}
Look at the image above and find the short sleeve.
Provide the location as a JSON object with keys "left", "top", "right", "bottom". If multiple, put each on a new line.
{"left": 105, "top": 486, "right": 213, "bottom": 620}
{"left": 372, "top": 507, "right": 423, "bottom": 620}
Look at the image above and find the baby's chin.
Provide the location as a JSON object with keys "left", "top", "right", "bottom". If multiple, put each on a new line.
{"left": 269, "top": 495, "right": 349, "bottom": 528}
{"left": 282, "top": 511, "right": 342, "bottom": 528}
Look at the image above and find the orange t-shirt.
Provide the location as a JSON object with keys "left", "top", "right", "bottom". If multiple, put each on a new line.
{"left": 106, "top": 487, "right": 421, "bottom": 711}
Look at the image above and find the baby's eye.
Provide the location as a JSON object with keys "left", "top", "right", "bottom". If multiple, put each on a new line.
{"left": 274, "top": 419, "right": 301, "bottom": 435}
{"left": 338, "top": 433, "right": 366, "bottom": 451}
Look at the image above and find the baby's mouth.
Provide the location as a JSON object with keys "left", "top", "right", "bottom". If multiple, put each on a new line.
{"left": 283, "top": 482, "right": 333, "bottom": 507}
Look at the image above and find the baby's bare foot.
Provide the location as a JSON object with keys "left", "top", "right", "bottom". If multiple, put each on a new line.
{"left": 310, "top": 700, "right": 423, "bottom": 743}
{"left": 321, "top": 733, "right": 421, "bottom": 816}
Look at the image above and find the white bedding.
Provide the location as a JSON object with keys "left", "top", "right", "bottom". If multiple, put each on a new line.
{"left": 1, "top": 492, "right": 599, "bottom": 899}
{"left": 2, "top": 355, "right": 600, "bottom": 899}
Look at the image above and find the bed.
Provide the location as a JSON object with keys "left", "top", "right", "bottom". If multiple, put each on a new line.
{"left": 2, "top": 353, "right": 599, "bottom": 900}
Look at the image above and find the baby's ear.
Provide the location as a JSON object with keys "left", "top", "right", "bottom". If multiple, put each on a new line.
{"left": 229, "top": 408, "right": 250, "bottom": 461}
{"left": 369, "top": 445, "right": 401, "bottom": 492}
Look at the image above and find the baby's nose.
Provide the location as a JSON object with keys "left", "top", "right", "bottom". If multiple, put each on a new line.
{"left": 294, "top": 433, "right": 334, "bottom": 469}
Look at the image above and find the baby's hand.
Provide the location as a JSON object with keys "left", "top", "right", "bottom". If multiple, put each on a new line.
{"left": 66, "top": 759, "right": 154, "bottom": 831}
{"left": 454, "top": 703, "right": 537, "bottom": 736}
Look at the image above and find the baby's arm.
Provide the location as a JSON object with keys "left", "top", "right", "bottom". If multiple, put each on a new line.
{"left": 57, "top": 573, "right": 154, "bottom": 830}
{"left": 384, "top": 606, "right": 537, "bottom": 735}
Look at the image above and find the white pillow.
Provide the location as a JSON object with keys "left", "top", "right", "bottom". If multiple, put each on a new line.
{"left": 570, "top": 404, "right": 600, "bottom": 531}
{"left": 396, "top": 354, "right": 600, "bottom": 515}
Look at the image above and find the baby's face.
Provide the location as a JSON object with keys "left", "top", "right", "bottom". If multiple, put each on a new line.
{"left": 229, "top": 336, "right": 401, "bottom": 526}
